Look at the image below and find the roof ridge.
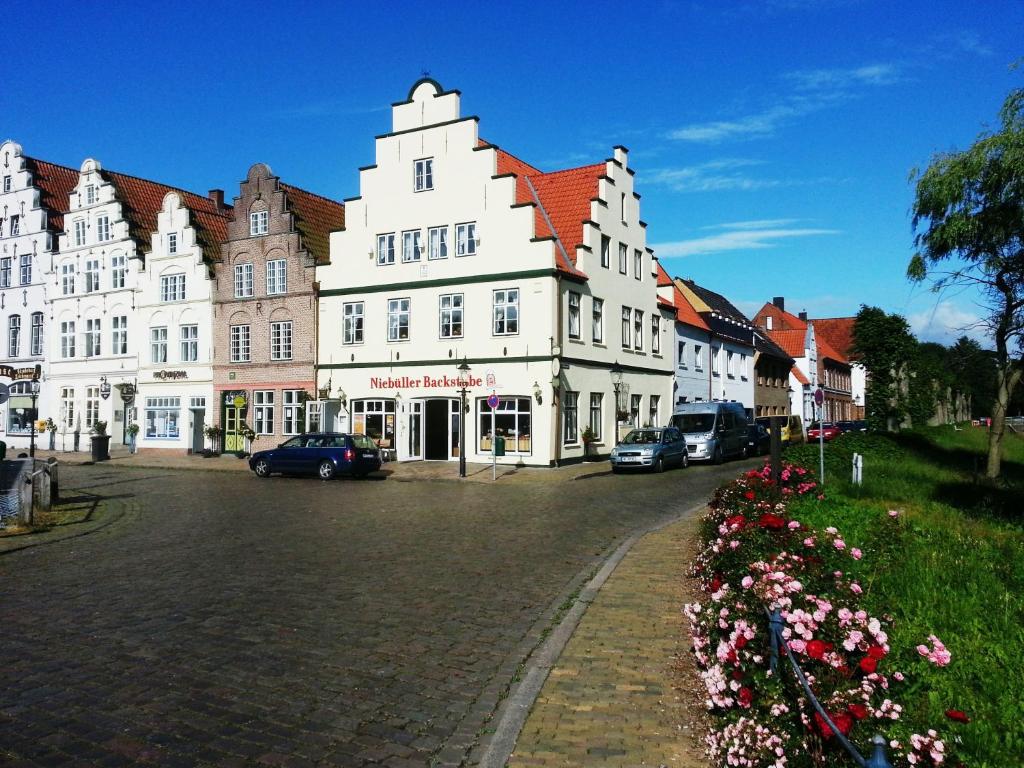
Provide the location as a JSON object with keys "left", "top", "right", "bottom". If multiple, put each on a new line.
{"left": 279, "top": 181, "right": 345, "bottom": 207}
{"left": 103, "top": 167, "right": 224, "bottom": 212}
{"left": 531, "top": 161, "right": 605, "bottom": 179}
{"left": 25, "top": 155, "right": 79, "bottom": 175}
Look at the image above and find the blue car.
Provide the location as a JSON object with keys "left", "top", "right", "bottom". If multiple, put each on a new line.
{"left": 249, "top": 432, "right": 382, "bottom": 480}
{"left": 609, "top": 427, "right": 689, "bottom": 473}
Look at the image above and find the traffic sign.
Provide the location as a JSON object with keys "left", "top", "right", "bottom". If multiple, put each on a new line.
{"left": 814, "top": 388, "right": 824, "bottom": 407}
{"left": 486, "top": 393, "right": 499, "bottom": 409}
{"left": 233, "top": 395, "right": 246, "bottom": 409}
{"left": 0, "top": 383, "right": 9, "bottom": 406}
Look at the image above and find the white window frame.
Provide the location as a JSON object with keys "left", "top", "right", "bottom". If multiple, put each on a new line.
{"left": 439, "top": 293, "right": 463, "bottom": 339}
{"left": 267, "top": 259, "right": 287, "bottom": 295}
{"left": 73, "top": 220, "right": 85, "bottom": 247}
{"left": 230, "top": 324, "right": 250, "bottom": 362}
{"left": 387, "top": 298, "right": 411, "bottom": 342}
{"left": 19, "top": 254, "right": 31, "bottom": 285}
{"left": 85, "top": 387, "right": 100, "bottom": 429}
{"left": 270, "top": 320, "right": 293, "bottom": 361}
{"left": 61, "top": 387, "right": 75, "bottom": 430}
{"left": 678, "top": 340, "right": 687, "bottom": 369}
{"left": 343, "top": 301, "right": 364, "bottom": 345}
{"left": 112, "top": 315, "right": 128, "bottom": 355}
{"left": 160, "top": 273, "right": 186, "bottom": 302}
{"left": 30, "top": 312, "right": 43, "bottom": 357}
{"left": 85, "top": 318, "right": 101, "bottom": 358}
{"left": 0, "top": 257, "right": 10, "bottom": 288}
{"left": 150, "top": 326, "right": 168, "bottom": 363}
{"left": 283, "top": 390, "right": 303, "bottom": 436}
{"left": 727, "top": 349, "right": 736, "bottom": 378}
{"left": 414, "top": 158, "right": 434, "bottom": 192}
{"left": 180, "top": 324, "right": 198, "bottom": 362}
{"left": 84, "top": 184, "right": 96, "bottom": 204}
{"left": 694, "top": 344, "right": 704, "bottom": 371}
{"left": 61, "top": 321, "right": 75, "bottom": 358}
{"left": 600, "top": 235, "right": 610, "bottom": 269}
{"left": 402, "top": 230, "right": 422, "bottom": 263}
{"left": 567, "top": 291, "right": 581, "bottom": 340}
{"left": 712, "top": 345, "right": 721, "bottom": 376}
{"left": 592, "top": 298, "right": 604, "bottom": 343}
{"left": 84, "top": 258, "right": 101, "bottom": 293}
{"left": 492, "top": 288, "right": 519, "bottom": 336}
{"left": 652, "top": 314, "right": 661, "bottom": 354}
{"left": 649, "top": 395, "right": 661, "bottom": 427}
{"left": 428, "top": 226, "right": 448, "bottom": 260}
{"left": 2, "top": 175, "right": 10, "bottom": 193}
{"left": 96, "top": 215, "right": 111, "bottom": 242}
{"left": 589, "top": 392, "right": 603, "bottom": 442}
{"left": 621, "top": 306, "right": 631, "bottom": 349}
{"left": 144, "top": 396, "right": 182, "bottom": 440}
{"left": 167, "top": 232, "right": 178, "bottom": 254}
{"left": 8, "top": 315, "right": 20, "bottom": 358}
{"left": 634, "top": 309, "right": 644, "bottom": 352}
{"left": 9, "top": 215, "right": 19, "bottom": 237}
{"left": 618, "top": 243, "right": 627, "bottom": 274}
{"left": 740, "top": 353, "right": 748, "bottom": 380}
{"left": 110, "top": 253, "right": 126, "bottom": 289}
{"left": 249, "top": 210, "right": 269, "bottom": 236}
{"left": 377, "top": 233, "right": 396, "bottom": 265}
{"left": 634, "top": 249, "right": 642, "bottom": 281}
{"left": 233, "top": 263, "right": 254, "bottom": 298}
{"left": 562, "top": 390, "right": 579, "bottom": 445}
{"left": 254, "top": 390, "right": 275, "bottom": 434}
{"left": 455, "top": 222, "right": 477, "bottom": 257}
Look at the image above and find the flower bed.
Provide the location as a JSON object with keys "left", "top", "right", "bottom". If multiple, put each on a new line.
{"left": 686, "top": 463, "right": 959, "bottom": 767}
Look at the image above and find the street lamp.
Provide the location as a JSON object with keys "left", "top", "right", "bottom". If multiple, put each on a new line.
{"left": 29, "top": 376, "right": 40, "bottom": 458}
{"left": 611, "top": 361, "right": 623, "bottom": 425}
{"left": 457, "top": 358, "right": 471, "bottom": 478}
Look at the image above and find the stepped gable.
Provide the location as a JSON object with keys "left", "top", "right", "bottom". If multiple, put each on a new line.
{"left": 103, "top": 169, "right": 227, "bottom": 255}
{"left": 190, "top": 207, "right": 231, "bottom": 265}
{"left": 279, "top": 182, "right": 345, "bottom": 266}
{"left": 24, "top": 157, "right": 78, "bottom": 233}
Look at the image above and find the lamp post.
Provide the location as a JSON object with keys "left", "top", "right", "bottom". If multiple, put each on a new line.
{"left": 457, "top": 358, "right": 471, "bottom": 478}
{"left": 611, "top": 361, "right": 623, "bottom": 434}
{"left": 29, "top": 376, "right": 40, "bottom": 458}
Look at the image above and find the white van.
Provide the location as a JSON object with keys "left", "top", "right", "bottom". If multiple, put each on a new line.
{"left": 670, "top": 402, "right": 750, "bottom": 463}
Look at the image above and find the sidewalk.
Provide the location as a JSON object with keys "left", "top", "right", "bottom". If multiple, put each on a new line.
{"left": 28, "top": 446, "right": 615, "bottom": 484}
{"left": 507, "top": 516, "right": 709, "bottom": 768}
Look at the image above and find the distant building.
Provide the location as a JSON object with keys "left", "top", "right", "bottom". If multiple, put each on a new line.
{"left": 810, "top": 316, "right": 865, "bottom": 419}
{"left": 753, "top": 331, "right": 794, "bottom": 418}
{"left": 655, "top": 265, "right": 712, "bottom": 408}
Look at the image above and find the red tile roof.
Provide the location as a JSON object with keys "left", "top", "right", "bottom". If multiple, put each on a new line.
{"left": 280, "top": 183, "right": 346, "bottom": 265}
{"left": 24, "top": 157, "right": 78, "bottom": 233}
{"left": 792, "top": 365, "right": 810, "bottom": 385}
{"left": 815, "top": 333, "right": 849, "bottom": 365}
{"left": 755, "top": 302, "right": 807, "bottom": 331}
{"left": 528, "top": 163, "right": 604, "bottom": 275}
{"left": 103, "top": 169, "right": 230, "bottom": 258}
{"left": 768, "top": 329, "right": 809, "bottom": 358}
{"left": 812, "top": 317, "right": 857, "bottom": 361}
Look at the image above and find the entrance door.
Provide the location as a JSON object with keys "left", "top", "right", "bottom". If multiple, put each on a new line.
{"left": 407, "top": 401, "right": 422, "bottom": 460}
{"left": 424, "top": 399, "right": 449, "bottom": 460}
{"left": 190, "top": 408, "right": 205, "bottom": 453}
{"left": 224, "top": 406, "right": 244, "bottom": 452}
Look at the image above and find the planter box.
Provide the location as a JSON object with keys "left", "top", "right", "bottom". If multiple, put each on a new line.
{"left": 90, "top": 435, "right": 111, "bottom": 462}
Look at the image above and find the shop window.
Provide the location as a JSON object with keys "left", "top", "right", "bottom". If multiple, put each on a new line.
{"left": 567, "top": 291, "right": 581, "bottom": 340}
{"left": 6, "top": 381, "right": 37, "bottom": 434}
{"left": 282, "top": 390, "right": 304, "bottom": 435}
{"left": 352, "top": 399, "right": 396, "bottom": 449}
{"left": 479, "top": 397, "right": 532, "bottom": 454}
{"left": 254, "top": 390, "right": 275, "bottom": 434}
{"left": 439, "top": 293, "right": 463, "bottom": 338}
{"left": 145, "top": 396, "right": 181, "bottom": 439}
{"left": 562, "top": 391, "right": 579, "bottom": 445}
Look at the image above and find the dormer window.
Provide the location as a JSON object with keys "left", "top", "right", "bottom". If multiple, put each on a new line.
{"left": 249, "top": 210, "right": 269, "bottom": 236}
{"left": 85, "top": 184, "right": 96, "bottom": 204}
{"left": 168, "top": 232, "right": 178, "bottom": 254}
{"left": 414, "top": 158, "right": 433, "bottom": 192}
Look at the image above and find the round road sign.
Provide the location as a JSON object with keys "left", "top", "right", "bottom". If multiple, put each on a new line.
{"left": 486, "top": 393, "right": 499, "bottom": 409}
{"left": 814, "top": 388, "right": 824, "bottom": 407}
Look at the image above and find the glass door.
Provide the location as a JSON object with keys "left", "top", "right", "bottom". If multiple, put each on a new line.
{"left": 224, "top": 406, "right": 244, "bottom": 452}
{"left": 407, "top": 401, "right": 422, "bottom": 460}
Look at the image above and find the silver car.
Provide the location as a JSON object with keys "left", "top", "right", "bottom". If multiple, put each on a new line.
{"left": 609, "top": 427, "right": 689, "bottom": 473}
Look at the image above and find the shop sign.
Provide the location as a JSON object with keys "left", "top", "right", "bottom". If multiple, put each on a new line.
{"left": 119, "top": 383, "right": 136, "bottom": 404}
{"left": 153, "top": 370, "right": 188, "bottom": 380}
{"left": 0, "top": 365, "right": 39, "bottom": 381}
{"left": 369, "top": 374, "right": 483, "bottom": 390}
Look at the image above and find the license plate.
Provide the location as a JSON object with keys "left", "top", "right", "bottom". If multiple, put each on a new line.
{"left": 620, "top": 456, "right": 640, "bottom": 462}
{"left": 361, "top": 452, "right": 377, "bottom": 458}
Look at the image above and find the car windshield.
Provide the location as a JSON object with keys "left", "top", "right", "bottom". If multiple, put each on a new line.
{"left": 672, "top": 413, "right": 716, "bottom": 432}
{"left": 622, "top": 430, "right": 662, "bottom": 445}
{"left": 350, "top": 434, "right": 377, "bottom": 450}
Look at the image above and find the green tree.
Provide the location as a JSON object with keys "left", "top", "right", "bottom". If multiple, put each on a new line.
{"left": 947, "top": 336, "right": 996, "bottom": 417}
{"left": 851, "top": 305, "right": 918, "bottom": 431}
{"left": 909, "top": 87, "right": 1024, "bottom": 479}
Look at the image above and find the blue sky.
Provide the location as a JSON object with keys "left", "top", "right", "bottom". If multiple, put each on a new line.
{"left": 7, "top": 0, "right": 1020, "bottom": 345}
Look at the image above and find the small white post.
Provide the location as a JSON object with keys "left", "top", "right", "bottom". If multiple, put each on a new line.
{"left": 852, "top": 452, "right": 863, "bottom": 485}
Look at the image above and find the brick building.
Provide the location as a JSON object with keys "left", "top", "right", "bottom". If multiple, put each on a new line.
{"left": 753, "top": 331, "right": 793, "bottom": 417}
{"left": 212, "top": 163, "right": 344, "bottom": 453}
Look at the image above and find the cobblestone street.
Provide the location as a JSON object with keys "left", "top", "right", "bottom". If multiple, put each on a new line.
{"left": 0, "top": 460, "right": 750, "bottom": 767}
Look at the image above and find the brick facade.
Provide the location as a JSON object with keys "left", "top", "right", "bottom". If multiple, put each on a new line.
{"left": 212, "top": 163, "right": 343, "bottom": 453}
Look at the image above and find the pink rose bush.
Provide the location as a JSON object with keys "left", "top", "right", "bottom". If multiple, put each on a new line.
{"left": 686, "top": 463, "right": 958, "bottom": 767}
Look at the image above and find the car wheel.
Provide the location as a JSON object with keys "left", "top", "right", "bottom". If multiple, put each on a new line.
{"left": 318, "top": 460, "right": 336, "bottom": 480}
{"left": 681, "top": 452, "right": 689, "bottom": 469}
{"left": 713, "top": 445, "right": 723, "bottom": 465}
{"left": 741, "top": 444, "right": 749, "bottom": 460}
{"left": 253, "top": 459, "right": 271, "bottom": 478}
{"left": 654, "top": 456, "right": 665, "bottom": 473}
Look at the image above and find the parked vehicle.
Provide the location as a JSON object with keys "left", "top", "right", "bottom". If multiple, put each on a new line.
{"left": 756, "top": 414, "right": 805, "bottom": 445}
{"left": 746, "top": 423, "right": 771, "bottom": 456}
{"left": 837, "top": 419, "right": 868, "bottom": 433}
{"left": 670, "top": 401, "right": 749, "bottom": 463}
{"left": 249, "top": 432, "right": 382, "bottom": 479}
{"left": 806, "top": 422, "right": 842, "bottom": 442}
{"left": 609, "top": 427, "right": 689, "bottom": 473}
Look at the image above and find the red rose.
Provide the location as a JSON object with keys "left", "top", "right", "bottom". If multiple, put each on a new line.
{"left": 735, "top": 635, "right": 748, "bottom": 650}
{"left": 814, "top": 711, "right": 853, "bottom": 739}
{"left": 848, "top": 703, "right": 869, "bottom": 720}
{"left": 945, "top": 709, "right": 970, "bottom": 723}
{"left": 710, "top": 574, "right": 723, "bottom": 593}
{"left": 731, "top": 669, "right": 744, "bottom": 680}
{"left": 867, "top": 645, "right": 886, "bottom": 660}
{"left": 859, "top": 656, "right": 878, "bottom": 674}
{"left": 758, "top": 513, "right": 785, "bottom": 530}
{"left": 744, "top": 490, "right": 756, "bottom": 500}
{"left": 725, "top": 514, "right": 746, "bottom": 529}
{"left": 806, "top": 640, "right": 827, "bottom": 660}
{"left": 738, "top": 687, "right": 753, "bottom": 707}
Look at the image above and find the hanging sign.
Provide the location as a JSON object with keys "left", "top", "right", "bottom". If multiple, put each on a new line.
{"left": 119, "top": 383, "right": 137, "bottom": 405}
{"left": 100, "top": 380, "right": 112, "bottom": 400}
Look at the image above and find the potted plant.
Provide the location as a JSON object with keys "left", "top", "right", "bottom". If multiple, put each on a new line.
{"left": 615, "top": 409, "right": 630, "bottom": 424}
{"left": 580, "top": 425, "right": 598, "bottom": 460}
{"left": 238, "top": 423, "right": 256, "bottom": 457}
{"left": 90, "top": 420, "right": 111, "bottom": 462}
{"left": 203, "top": 424, "right": 223, "bottom": 456}
{"left": 125, "top": 422, "right": 140, "bottom": 454}
{"left": 45, "top": 418, "right": 57, "bottom": 451}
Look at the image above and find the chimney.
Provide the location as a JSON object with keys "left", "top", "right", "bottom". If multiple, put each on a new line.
{"left": 772, "top": 296, "right": 785, "bottom": 311}
{"left": 799, "top": 311, "right": 808, "bottom": 321}
{"left": 208, "top": 188, "right": 225, "bottom": 211}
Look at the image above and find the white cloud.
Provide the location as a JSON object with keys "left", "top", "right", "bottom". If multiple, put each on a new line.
{"left": 702, "top": 218, "right": 800, "bottom": 230}
{"left": 651, "top": 222, "right": 840, "bottom": 257}
{"left": 784, "top": 63, "right": 902, "bottom": 90}
{"left": 645, "top": 159, "right": 833, "bottom": 192}
{"left": 909, "top": 301, "right": 987, "bottom": 345}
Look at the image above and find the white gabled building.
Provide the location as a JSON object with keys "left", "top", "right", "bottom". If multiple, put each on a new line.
{"left": 46, "top": 158, "right": 225, "bottom": 448}
{"left": 135, "top": 191, "right": 229, "bottom": 452}
{"left": 315, "top": 79, "right": 673, "bottom": 466}
{"left": 0, "top": 141, "right": 78, "bottom": 449}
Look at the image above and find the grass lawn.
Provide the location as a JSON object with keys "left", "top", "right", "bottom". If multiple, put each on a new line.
{"left": 784, "top": 426, "right": 1024, "bottom": 767}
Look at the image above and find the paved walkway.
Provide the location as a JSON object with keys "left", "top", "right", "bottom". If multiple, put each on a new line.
{"left": 507, "top": 516, "right": 708, "bottom": 768}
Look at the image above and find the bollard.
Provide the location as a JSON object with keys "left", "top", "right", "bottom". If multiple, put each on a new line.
{"left": 865, "top": 733, "right": 893, "bottom": 768}
{"left": 852, "top": 452, "right": 864, "bottom": 485}
{"left": 769, "top": 416, "right": 783, "bottom": 483}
